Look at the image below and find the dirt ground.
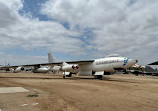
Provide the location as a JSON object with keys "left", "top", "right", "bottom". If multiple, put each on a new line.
{"left": 0, "top": 72, "right": 158, "bottom": 111}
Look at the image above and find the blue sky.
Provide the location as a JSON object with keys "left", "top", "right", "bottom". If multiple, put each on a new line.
{"left": 0, "top": 0, "right": 158, "bottom": 66}
{"left": 19, "top": 0, "right": 50, "bottom": 21}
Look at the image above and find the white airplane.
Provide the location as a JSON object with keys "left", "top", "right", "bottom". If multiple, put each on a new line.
{"left": 1, "top": 52, "right": 55, "bottom": 73}
{"left": 32, "top": 52, "right": 55, "bottom": 73}
{"left": 31, "top": 53, "right": 138, "bottom": 79}
{"left": 1, "top": 64, "right": 51, "bottom": 73}
{"left": 59, "top": 54, "right": 137, "bottom": 79}
{"left": 0, "top": 54, "right": 137, "bottom": 79}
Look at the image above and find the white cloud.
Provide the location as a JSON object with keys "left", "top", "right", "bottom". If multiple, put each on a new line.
{"left": 0, "top": 0, "right": 158, "bottom": 65}
{"left": 0, "top": 0, "right": 85, "bottom": 54}
{"left": 41, "top": 0, "right": 158, "bottom": 65}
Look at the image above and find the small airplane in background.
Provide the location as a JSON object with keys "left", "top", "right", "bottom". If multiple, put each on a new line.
{"left": 128, "top": 62, "right": 158, "bottom": 76}
{"left": 0, "top": 53, "right": 137, "bottom": 79}
{"left": 0, "top": 52, "right": 56, "bottom": 73}
{"left": 143, "top": 65, "right": 158, "bottom": 76}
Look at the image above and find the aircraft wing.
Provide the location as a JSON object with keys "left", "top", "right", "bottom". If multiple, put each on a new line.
{"left": 0, "top": 66, "right": 19, "bottom": 69}
{"left": 0, "top": 60, "right": 94, "bottom": 69}
{"left": 148, "top": 61, "right": 158, "bottom": 65}
{"left": 0, "top": 62, "right": 62, "bottom": 69}
{"left": 22, "top": 62, "right": 62, "bottom": 67}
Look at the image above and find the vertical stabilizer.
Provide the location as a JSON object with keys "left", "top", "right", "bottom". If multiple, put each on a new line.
{"left": 48, "top": 52, "right": 55, "bottom": 63}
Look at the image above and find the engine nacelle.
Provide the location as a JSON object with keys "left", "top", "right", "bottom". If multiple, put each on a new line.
{"left": 52, "top": 66, "right": 61, "bottom": 71}
{"left": 33, "top": 67, "right": 49, "bottom": 73}
{"left": 14, "top": 67, "right": 24, "bottom": 73}
{"left": 62, "top": 65, "right": 77, "bottom": 72}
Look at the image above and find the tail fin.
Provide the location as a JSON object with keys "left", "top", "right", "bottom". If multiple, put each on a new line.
{"left": 48, "top": 52, "right": 55, "bottom": 63}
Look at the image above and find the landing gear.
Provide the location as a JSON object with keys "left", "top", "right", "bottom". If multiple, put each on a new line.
{"left": 63, "top": 75, "right": 65, "bottom": 79}
{"left": 66, "top": 73, "right": 72, "bottom": 77}
{"left": 63, "top": 71, "right": 66, "bottom": 79}
{"left": 94, "top": 75, "right": 103, "bottom": 80}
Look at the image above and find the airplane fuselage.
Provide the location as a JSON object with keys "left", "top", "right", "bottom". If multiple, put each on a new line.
{"left": 67, "top": 56, "right": 137, "bottom": 76}
{"left": 92, "top": 57, "right": 134, "bottom": 71}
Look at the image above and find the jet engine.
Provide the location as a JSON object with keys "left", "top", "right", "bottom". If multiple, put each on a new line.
{"left": 14, "top": 66, "right": 24, "bottom": 73}
{"left": 61, "top": 65, "right": 77, "bottom": 72}
{"left": 32, "top": 67, "right": 49, "bottom": 73}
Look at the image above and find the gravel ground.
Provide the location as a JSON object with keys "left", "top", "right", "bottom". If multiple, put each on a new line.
{"left": 0, "top": 72, "right": 158, "bottom": 111}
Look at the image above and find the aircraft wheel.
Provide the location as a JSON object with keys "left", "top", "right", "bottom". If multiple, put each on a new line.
{"left": 66, "top": 74, "right": 72, "bottom": 77}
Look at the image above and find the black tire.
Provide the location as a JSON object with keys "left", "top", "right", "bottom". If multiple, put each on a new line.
{"left": 66, "top": 73, "right": 72, "bottom": 77}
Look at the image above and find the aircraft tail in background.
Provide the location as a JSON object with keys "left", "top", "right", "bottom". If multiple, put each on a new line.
{"left": 48, "top": 52, "right": 55, "bottom": 63}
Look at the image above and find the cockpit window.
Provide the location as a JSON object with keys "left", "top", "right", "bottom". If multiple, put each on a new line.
{"left": 106, "top": 54, "right": 121, "bottom": 57}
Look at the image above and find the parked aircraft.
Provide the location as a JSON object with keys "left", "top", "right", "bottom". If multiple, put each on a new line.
{"left": 61, "top": 54, "right": 137, "bottom": 79}
{"left": 0, "top": 52, "right": 55, "bottom": 73}
{"left": 0, "top": 54, "right": 137, "bottom": 79}
{"left": 147, "top": 61, "right": 158, "bottom": 76}
{"left": 32, "top": 52, "right": 55, "bottom": 73}
{"left": 143, "top": 66, "right": 158, "bottom": 76}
